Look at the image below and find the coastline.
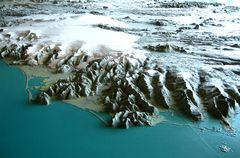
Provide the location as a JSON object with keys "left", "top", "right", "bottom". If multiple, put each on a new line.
{"left": 0, "top": 0, "right": 240, "bottom": 128}
{"left": 0, "top": 59, "right": 240, "bottom": 158}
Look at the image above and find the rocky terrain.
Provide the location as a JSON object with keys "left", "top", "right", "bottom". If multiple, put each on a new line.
{"left": 0, "top": 0, "right": 240, "bottom": 128}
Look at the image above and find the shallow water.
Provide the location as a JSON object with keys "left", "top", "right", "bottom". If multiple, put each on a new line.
{"left": 0, "top": 60, "right": 240, "bottom": 158}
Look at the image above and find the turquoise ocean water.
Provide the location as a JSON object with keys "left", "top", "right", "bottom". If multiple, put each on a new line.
{"left": 0, "top": 60, "right": 239, "bottom": 158}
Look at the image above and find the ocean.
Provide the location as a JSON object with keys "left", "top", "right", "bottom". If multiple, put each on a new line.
{"left": 0, "top": 60, "right": 239, "bottom": 158}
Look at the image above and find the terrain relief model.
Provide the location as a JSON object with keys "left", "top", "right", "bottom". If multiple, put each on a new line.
{"left": 0, "top": 0, "right": 240, "bottom": 129}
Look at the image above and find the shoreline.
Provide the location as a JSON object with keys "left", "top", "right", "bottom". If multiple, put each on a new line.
{"left": 0, "top": 0, "right": 240, "bottom": 128}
